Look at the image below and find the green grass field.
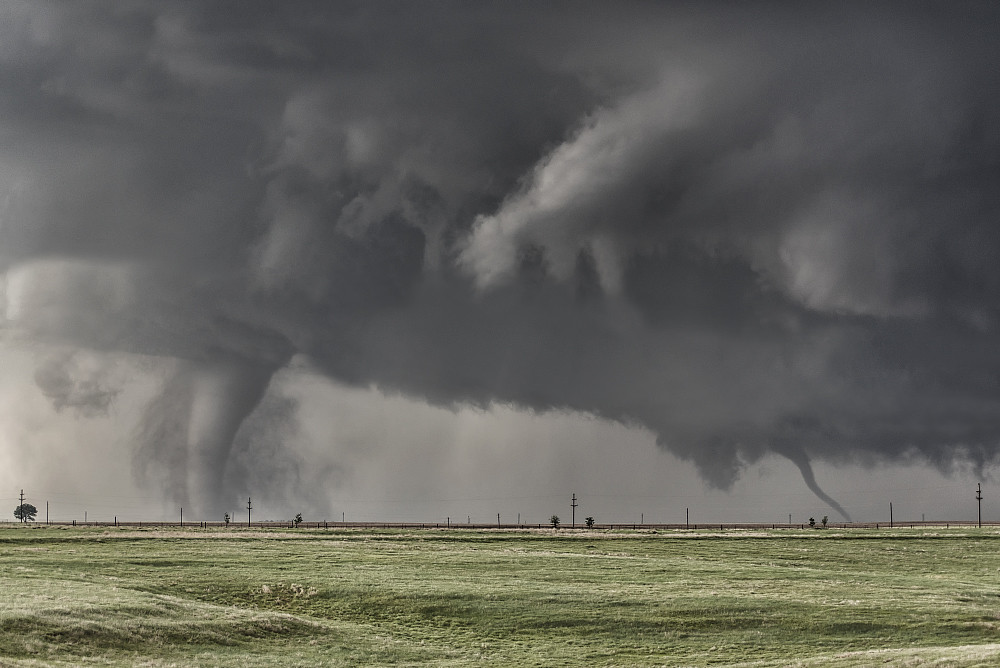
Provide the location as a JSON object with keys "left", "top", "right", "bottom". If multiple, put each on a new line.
{"left": 2, "top": 526, "right": 1000, "bottom": 666}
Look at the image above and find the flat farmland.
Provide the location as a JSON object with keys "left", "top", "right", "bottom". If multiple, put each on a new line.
{"left": 2, "top": 527, "right": 1000, "bottom": 667}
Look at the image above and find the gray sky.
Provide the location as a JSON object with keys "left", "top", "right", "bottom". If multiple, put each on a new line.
{"left": 1, "top": 2, "right": 999, "bottom": 523}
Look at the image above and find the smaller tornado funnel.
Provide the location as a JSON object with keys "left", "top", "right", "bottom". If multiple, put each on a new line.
{"left": 776, "top": 445, "right": 852, "bottom": 522}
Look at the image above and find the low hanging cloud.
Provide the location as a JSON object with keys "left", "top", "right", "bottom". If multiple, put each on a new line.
{"left": 2, "top": 3, "right": 1000, "bottom": 519}
{"left": 33, "top": 349, "right": 122, "bottom": 417}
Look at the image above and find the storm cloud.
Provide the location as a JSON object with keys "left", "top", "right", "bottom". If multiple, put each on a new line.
{"left": 2, "top": 2, "right": 999, "bottom": 519}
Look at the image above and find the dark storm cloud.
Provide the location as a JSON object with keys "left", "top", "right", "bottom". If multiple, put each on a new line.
{"left": 2, "top": 2, "right": 999, "bottom": 518}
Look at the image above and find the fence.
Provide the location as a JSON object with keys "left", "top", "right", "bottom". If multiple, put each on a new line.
{"left": 2, "top": 520, "right": 996, "bottom": 530}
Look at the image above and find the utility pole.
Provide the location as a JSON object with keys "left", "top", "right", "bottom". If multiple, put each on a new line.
{"left": 247, "top": 497, "right": 253, "bottom": 527}
{"left": 46, "top": 501, "right": 49, "bottom": 525}
{"left": 18, "top": 489, "right": 25, "bottom": 523}
{"left": 889, "top": 502, "right": 893, "bottom": 528}
{"left": 686, "top": 507, "right": 689, "bottom": 529}
{"left": 571, "top": 493, "right": 578, "bottom": 528}
{"left": 180, "top": 508, "right": 183, "bottom": 527}
{"left": 977, "top": 483, "right": 983, "bottom": 528}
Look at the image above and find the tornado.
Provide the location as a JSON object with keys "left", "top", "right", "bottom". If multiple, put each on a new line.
{"left": 184, "top": 359, "right": 284, "bottom": 518}
{"left": 776, "top": 445, "right": 852, "bottom": 522}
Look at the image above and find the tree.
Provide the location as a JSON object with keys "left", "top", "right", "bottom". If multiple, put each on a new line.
{"left": 294, "top": 513, "right": 303, "bottom": 527}
{"left": 550, "top": 515, "right": 560, "bottom": 529}
{"left": 808, "top": 517, "right": 816, "bottom": 528}
{"left": 224, "top": 512, "right": 231, "bottom": 527}
{"left": 821, "top": 515, "right": 828, "bottom": 527}
{"left": 14, "top": 504, "right": 37, "bottom": 523}
{"left": 585, "top": 516, "right": 595, "bottom": 529}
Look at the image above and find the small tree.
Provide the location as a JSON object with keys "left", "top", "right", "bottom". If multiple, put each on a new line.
{"left": 585, "top": 516, "right": 595, "bottom": 529}
{"left": 808, "top": 517, "right": 816, "bottom": 527}
{"left": 14, "top": 504, "right": 37, "bottom": 523}
{"left": 821, "top": 515, "right": 828, "bottom": 527}
{"left": 224, "top": 512, "right": 231, "bottom": 527}
{"left": 550, "top": 515, "right": 560, "bottom": 529}
{"left": 294, "top": 513, "right": 303, "bottom": 527}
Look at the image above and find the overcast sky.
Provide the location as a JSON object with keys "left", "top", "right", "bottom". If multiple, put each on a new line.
{"left": 2, "top": 2, "right": 999, "bottom": 524}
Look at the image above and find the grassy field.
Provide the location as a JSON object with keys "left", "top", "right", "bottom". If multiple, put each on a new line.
{"left": 2, "top": 527, "right": 1000, "bottom": 666}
